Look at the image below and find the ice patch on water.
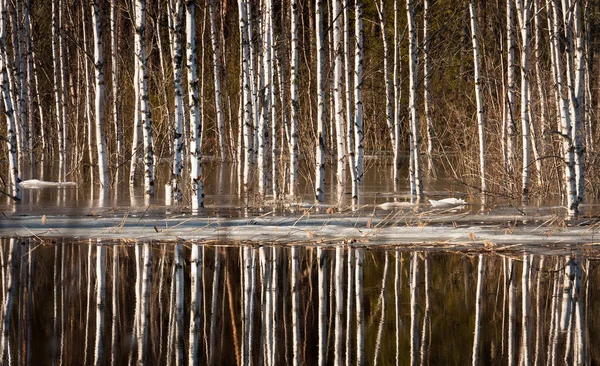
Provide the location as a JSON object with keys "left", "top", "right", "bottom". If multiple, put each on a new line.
{"left": 20, "top": 179, "right": 77, "bottom": 189}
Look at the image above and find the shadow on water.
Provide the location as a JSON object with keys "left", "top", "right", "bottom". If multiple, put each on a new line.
{"left": 0, "top": 239, "right": 598, "bottom": 365}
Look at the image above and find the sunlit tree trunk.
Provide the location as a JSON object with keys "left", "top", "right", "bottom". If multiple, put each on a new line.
{"left": 173, "top": 244, "right": 184, "bottom": 365}
{"left": 188, "top": 244, "right": 201, "bottom": 365}
{"left": 135, "top": 0, "right": 154, "bottom": 197}
{"left": 468, "top": 0, "right": 487, "bottom": 197}
{"left": 375, "top": 0, "right": 394, "bottom": 165}
{"left": 546, "top": 0, "right": 577, "bottom": 214}
{"left": 239, "top": 0, "right": 252, "bottom": 191}
{"left": 138, "top": 244, "right": 152, "bottom": 365}
{"left": 332, "top": 0, "right": 346, "bottom": 187}
{"left": 506, "top": 0, "right": 517, "bottom": 175}
{"left": 394, "top": 252, "right": 401, "bottom": 366}
{"left": 209, "top": 0, "right": 226, "bottom": 160}
{"left": 570, "top": 0, "right": 585, "bottom": 203}
{"left": 23, "top": 0, "right": 35, "bottom": 176}
{"left": 515, "top": 0, "right": 531, "bottom": 198}
{"left": 354, "top": 0, "right": 364, "bottom": 196}
{"left": 315, "top": 0, "right": 326, "bottom": 202}
{"left": 186, "top": 0, "right": 203, "bottom": 210}
{"left": 268, "top": 0, "right": 279, "bottom": 200}
{"left": 334, "top": 247, "right": 344, "bottom": 366}
{"left": 52, "top": 0, "right": 66, "bottom": 181}
{"left": 0, "top": 0, "right": 19, "bottom": 201}
{"left": 317, "top": 248, "right": 327, "bottom": 366}
{"left": 507, "top": 258, "right": 516, "bottom": 366}
{"left": 423, "top": 0, "right": 434, "bottom": 172}
{"left": 393, "top": 0, "right": 401, "bottom": 183}
{"left": 343, "top": 0, "right": 356, "bottom": 203}
{"left": 208, "top": 249, "right": 220, "bottom": 365}
{"left": 409, "top": 252, "right": 419, "bottom": 366}
{"left": 289, "top": 0, "right": 299, "bottom": 197}
{"left": 168, "top": 0, "right": 184, "bottom": 204}
{"left": 92, "top": 0, "right": 109, "bottom": 188}
{"left": 111, "top": 245, "right": 119, "bottom": 365}
{"left": 373, "top": 252, "right": 389, "bottom": 366}
{"left": 406, "top": 0, "right": 422, "bottom": 197}
{"left": 110, "top": 0, "right": 122, "bottom": 185}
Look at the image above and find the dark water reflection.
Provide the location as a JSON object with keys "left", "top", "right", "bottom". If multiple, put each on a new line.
{"left": 0, "top": 239, "right": 598, "bottom": 365}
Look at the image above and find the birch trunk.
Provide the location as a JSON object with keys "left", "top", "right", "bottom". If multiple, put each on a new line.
{"left": 409, "top": 252, "right": 419, "bottom": 366}
{"left": 168, "top": 0, "right": 184, "bottom": 204}
{"left": 209, "top": 0, "right": 226, "bottom": 160}
{"left": 186, "top": 0, "right": 203, "bottom": 210}
{"left": 423, "top": 0, "right": 434, "bottom": 172}
{"left": 468, "top": 0, "right": 487, "bottom": 196}
{"left": 135, "top": 0, "right": 154, "bottom": 197}
{"left": 315, "top": 0, "right": 326, "bottom": 202}
{"left": 110, "top": 0, "right": 122, "bottom": 185}
{"left": 92, "top": 0, "right": 109, "bottom": 188}
{"left": 0, "top": 0, "right": 19, "bottom": 201}
{"left": 289, "top": 0, "right": 299, "bottom": 197}
{"left": 343, "top": 0, "right": 357, "bottom": 203}
{"left": 332, "top": 0, "right": 346, "bottom": 186}
{"left": 290, "top": 247, "right": 300, "bottom": 366}
{"left": 345, "top": 249, "right": 354, "bottom": 366}
{"left": 239, "top": 0, "right": 253, "bottom": 191}
{"left": 515, "top": 0, "right": 531, "bottom": 198}
{"left": 52, "top": 0, "right": 65, "bottom": 181}
{"left": 355, "top": 248, "right": 364, "bottom": 366}
{"left": 24, "top": 0, "right": 36, "bottom": 176}
{"left": 208, "top": 249, "right": 220, "bottom": 365}
{"left": 111, "top": 245, "right": 119, "bottom": 365}
{"left": 174, "top": 244, "right": 184, "bottom": 365}
{"left": 506, "top": 0, "right": 517, "bottom": 174}
{"left": 375, "top": 0, "right": 394, "bottom": 164}
{"left": 521, "top": 254, "right": 531, "bottom": 366}
{"left": 189, "top": 244, "right": 202, "bottom": 365}
{"left": 0, "top": 240, "right": 15, "bottom": 364}
{"left": 406, "top": 0, "right": 422, "bottom": 197}
{"left": 334, "top": 246, "right": 344, "bottom": 366}
{"left": 138, "top": 244, "right": 152, "bottom": 365}
{"left": 393, "top": 0, "right": 402, "bottom": 183}
{"left": 354, "top": 0, "right": 364, "bottom": 192}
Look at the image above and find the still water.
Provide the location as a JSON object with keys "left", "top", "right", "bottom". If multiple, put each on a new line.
{"left": 0, "top": 239, "right": 596, "bottom": 365}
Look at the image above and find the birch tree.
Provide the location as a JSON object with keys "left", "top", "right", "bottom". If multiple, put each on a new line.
{"left": 468, "top": 0, "right": 487, "bottom": 196}
{"left": 52, "top": 0, "right": 66, "bottom": 181}
{"left": 343, "top": 0, "right": 357, "bottom": 201}
{"left": 406, "top": 0, "right": 422, "bottom": 197}
{"left": 332, "top": 0, "right": 346, "bottom": 186}
{"left": 135, "top": 0, "right": 155, "bottom": 197}
{"left": 423, "top": 0, "right": 434, "bottom": 172}
{"left": 0, "top": 0, "right": 20, "bottom": 201}
{"left": 110, "top": 0, "right": 122, "bottom": 184}
{"left": 168, "top": 0, "right": 184, "bottom": 203}
{"left": 375, "top": 0, "right": 394, "bottom": 173}
{"left": 289, "top": 0, "right": 299, "bottom": 197}
{"left": 187, "top": 0, "right": 203, "bottom": 210}
{"left": 505, "top": 0, "right": 517, "bottom": 175}
{"left": 239, "top": 0, "right": 253, "bottom": 191}
{"left": 209, "top": 0, "right": 226, "bottom": 160}
{"left": 92, "top": 0, "right": 109, "bottom": 188}
{"left": 354, "top": 0, "right": 365, "bottom": 192}
{"left": 315, "top": 0, "right": 326, "bottom": 202}
{"left": 515, "top": 0, "right": 531, "bottom": 197}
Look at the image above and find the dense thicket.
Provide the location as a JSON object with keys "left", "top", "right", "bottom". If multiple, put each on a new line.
{"left": 0, "top": 0, "right": 598, "bottom": 213}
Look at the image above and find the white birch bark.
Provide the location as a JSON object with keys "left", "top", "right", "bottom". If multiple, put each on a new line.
{"left": 208, "top": 248, "right": 220, "bottom": 365}
{"left": 571, "top": 0, "right": 585, "bottom": 203}
{"left": 289, "top": 0, "right": 299, "bottom": 197}
{"left": 393, "top": 0, "right": 402, "bottom": 183}
{"left": 354, "top": 0, "right": 364, "bottom": 191}
{"left": 209, "top": 0, "right": 226, "bottom": 160}
{"left": 373, "top": 252, "right": 389, "bottom": 366}
{"left": 332, "top": 0, "right": 346, "bottom": 186}
{"left": 0, "top": 0, "right": 19, "bottom": 201}
{"left": 186, "top": 0, "right": 203, "bottom": 210}
{"left": 173, "top": 244, "right": 184, "bottom": 365}
{"left": 168, "top": 0, "right": 184, "bottom": 204}
{"left": 546, "top": 0, "right": 577, "bottom": 214}
{"left": 334, "top": 246, "right": 344, "bottom": 366}
{"left": 375, "top": 0, "right": 394, "bottom": 161}
{"left": 344, "top": 248, "right": 354, "bottom": 366}
{"left": 506, "top": 0, "right": 517, "bottom": 174}
{"left": 110, "top": 0, "right": 122, "bottom": 184}
{"left": 394, "top": 251, "right": 401, "bottom": 366}
{"left": 239, "top": 0, "right": 253, "bottom": 191}
{"left": 315, "top": 0, "right": 326, "bottom": 202}
{"left": 469, "top": 0, "right": 487, "bottom": 196}
{"left": 52, "top": 0, "right": 65, "bottom": 181}
{"left": 135, "top": 0, "right": 154, "bottom": 197}
{"left": 92, "top": 0, "right": 109, "bottom": 188}
{"left": 406, "top": 0, "right": 422, "bottom": 197}
{"left": 111, "top": 244, "right": 119, "bottom": 365}
{"left": 515, "top": 0, "right": 531, "bottom": 197}
{"left": 423, "top": 0, "right": 434, "bottom": 172}
{"left": 508, "top": 258, "right": 516, "bottom": 366}
{"left": 93, "top": 241, "right": 106, "bottom": 365}
{"left": 343, "top": 0, "right": 357, "bottom": 203}
{"left": 471, "top": 254, "right": 484, "bottom": 366}
{"left": 24, "top": 0, "right": 35, "bottom": 175}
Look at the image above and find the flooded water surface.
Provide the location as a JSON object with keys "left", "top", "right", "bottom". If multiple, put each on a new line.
{"left": 0, "top": 239, "right": 598, "bottom": 365}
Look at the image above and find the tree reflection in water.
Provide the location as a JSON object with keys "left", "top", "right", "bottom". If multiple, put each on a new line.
{"left": 0, "top": 239, "right": 596, "bottom": 365}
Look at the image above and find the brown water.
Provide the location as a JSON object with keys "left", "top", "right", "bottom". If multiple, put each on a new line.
{"left": 0, "top": 239, "right": 597, "bottom": 365}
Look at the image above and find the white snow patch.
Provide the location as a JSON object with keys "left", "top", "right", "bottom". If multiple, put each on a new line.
{"left": 429, "top": 198, "right": 467, "bottom": 208}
